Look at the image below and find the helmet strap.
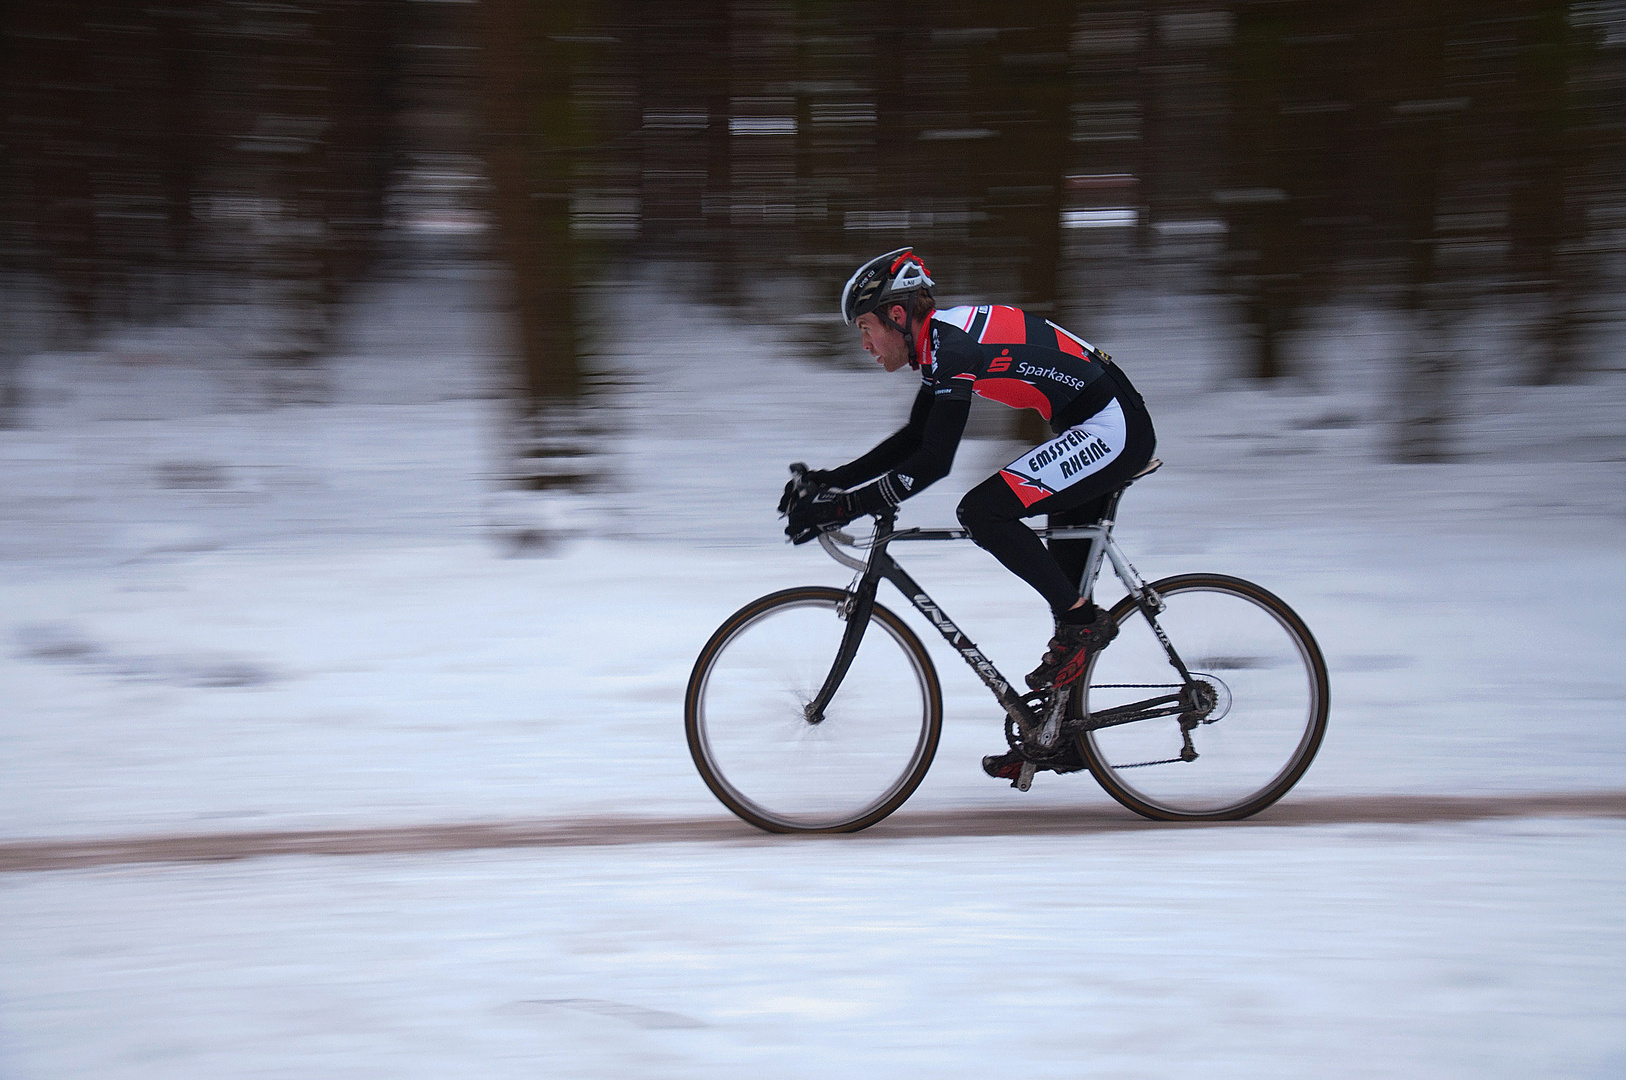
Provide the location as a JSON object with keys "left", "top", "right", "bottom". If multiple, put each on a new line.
{"left": 880, "top": 300, "right": 918, "bottom": 368}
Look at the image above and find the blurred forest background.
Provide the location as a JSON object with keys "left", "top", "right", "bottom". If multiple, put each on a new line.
{"left": 2, "top": 0, "right": 1623, "bottom": 480}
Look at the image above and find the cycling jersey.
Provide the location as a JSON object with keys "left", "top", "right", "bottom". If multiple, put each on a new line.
{"left": 924, "top": 305, "right": 1123, "bottom": 433}
{"left": 824, "top": 305, "right": 1146, "bottom": 509}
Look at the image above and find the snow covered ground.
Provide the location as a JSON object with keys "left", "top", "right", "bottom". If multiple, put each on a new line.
{"left": 3, "top": 821, "right": 1623, "bottom": 1079}
{"left": 1, "top": 260, "right": 1623, "bottom": 1076}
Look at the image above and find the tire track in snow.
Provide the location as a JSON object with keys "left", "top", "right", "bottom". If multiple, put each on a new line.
{"left": 3, "top": 790, "right": 1623, "bottom": 872}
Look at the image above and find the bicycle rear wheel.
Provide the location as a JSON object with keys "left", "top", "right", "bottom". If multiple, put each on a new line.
{"left": 1076, "top": 574, "right": 1328, "bottom": 820}
{"left": 685, "top": 586, "right": 942, "bottom": 833}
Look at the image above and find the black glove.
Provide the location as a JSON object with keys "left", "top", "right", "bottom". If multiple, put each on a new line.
{"left": 785, "top": 489, "right": 855, "bottom": 545}
{"left": 778, "top": 462, "right": 837, "bottom": 515}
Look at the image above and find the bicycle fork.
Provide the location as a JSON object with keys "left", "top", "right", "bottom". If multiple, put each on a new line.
{"left": 803, "top": 579, "right": 877, "bottom": 724}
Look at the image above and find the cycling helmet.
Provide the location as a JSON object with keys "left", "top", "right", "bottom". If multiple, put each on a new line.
{"left": 839, "top": 247, "right": 934, "bottom": 325}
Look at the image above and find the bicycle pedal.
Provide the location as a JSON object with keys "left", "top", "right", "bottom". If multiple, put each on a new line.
{"left": 1013, "top": 761, "right": 1036, "bottom": 792}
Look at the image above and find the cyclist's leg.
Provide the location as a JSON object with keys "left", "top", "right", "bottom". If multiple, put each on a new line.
{"left": 956, "top": 398, "right": 1155, "bottom": 614}
{"left": 957, "top": 475, "right": 1078, "bottom": 613}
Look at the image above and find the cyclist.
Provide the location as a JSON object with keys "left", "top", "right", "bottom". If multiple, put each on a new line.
{"left": 782, "top": 248, "right": 1157, "bottom": 759}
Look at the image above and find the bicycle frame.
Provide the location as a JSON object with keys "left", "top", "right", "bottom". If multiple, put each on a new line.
{"left": 806, "top": 493, "right": 1205, "bottom": 739}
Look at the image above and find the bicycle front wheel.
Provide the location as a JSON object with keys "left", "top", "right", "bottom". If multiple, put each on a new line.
{"left": 1077, "top": 574, "right": 1329, "bottom": 821}
{"left": 685, "top": 586, "right": 943, "bottom": 833}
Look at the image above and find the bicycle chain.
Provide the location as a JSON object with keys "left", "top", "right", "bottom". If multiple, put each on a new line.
{"left": 1010, "top": 682, "right": 1195, "bottom": 768}
{"left": 1099, "top": 679, "right": 1203, "bottom": 764}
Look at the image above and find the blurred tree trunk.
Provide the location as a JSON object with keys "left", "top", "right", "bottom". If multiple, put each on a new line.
{"left": 235, "top": 0, "right": 336, "bottom": 402}
{"left": 1135, "top": 2, "right": 1163, "bottom": 256}
{"left": 477, "top": 0, "right": 592, "bottom": 489}
{"left": 153, "top": 1, "right": 206, "bottom": 312}
{"left": 1374, "top": 1, "right": 1463, "bottom": 463}
{"left": 699, "top": 3, "right": 735, "bottom": 305}
{"left": 869, "top": 2, "right": 921, "bottom": 223}
{"left": 1002, "top": 9, "right": 1070, "bottom": 317}
{"left": 320, "top": 0, "right": 401, "bottom": 302}
{"left": 0, "top": 3, "right": 28, "bottom": 425}
{"left": 1507, "top": 3, "right": 1595, "bottom": 386}
{"left": 1223, "top": 2, "right": 1352, "bottom": 381}
{"left": 634, "top": 5, "right": 725, "bottom": 256}
{"left": 790, "top": 0, "right": 860, "bottom": 319}
{"left": 11, "top": 0, "right": 99, "bottom": 344}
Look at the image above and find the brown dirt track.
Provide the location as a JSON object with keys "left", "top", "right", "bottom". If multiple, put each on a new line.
{"left": 2, "top": 791, "right": 1622, "bottom": 873}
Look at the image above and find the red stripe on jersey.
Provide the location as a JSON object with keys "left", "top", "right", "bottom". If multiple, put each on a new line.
{"left": 1053, "top": 325, "right": 1086, "bottom": 358}
{"left": 974, "top": 378, "right": 1053, "bottom": 420}
{"left": 979, "top": 305, "right": 1027, "bottom": 345}
{"left": 1000, "top": 470, "right": 1053, "bottom": 508}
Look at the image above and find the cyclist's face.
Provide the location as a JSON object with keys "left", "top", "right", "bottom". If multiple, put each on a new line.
{"left": 857, "top": 307, "right": 910, "bottom": 372}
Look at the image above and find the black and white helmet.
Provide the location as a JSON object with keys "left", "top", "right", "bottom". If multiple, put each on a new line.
{"left": 839, "top": 248, "right": 934, "bottom": 325}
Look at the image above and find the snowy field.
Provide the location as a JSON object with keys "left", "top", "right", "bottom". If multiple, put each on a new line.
{"left": 2, "top": 260, "right": 1624, "bottom": 1076}
{"left": 4, "top": 821, "right": 1623, "bottom": 1079}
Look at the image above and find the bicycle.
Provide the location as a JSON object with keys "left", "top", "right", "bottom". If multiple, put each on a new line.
{"left": 684, "top": 460, "right": 1330, "bottom": 833}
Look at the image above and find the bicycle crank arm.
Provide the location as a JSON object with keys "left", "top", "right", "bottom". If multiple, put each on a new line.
{"left": 1015, "top": 761, "right": 1036, "bottom": 792}
{"left": 1031, "top": 691, "right": 1070, "bottom": 751}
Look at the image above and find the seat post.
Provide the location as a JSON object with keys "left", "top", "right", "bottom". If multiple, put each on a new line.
{"left": 1095, "top": 487, "right": 1127, "bottom": 531}
{"left": 1097, "top": 457, "right": 1160, "bottom": 532}
{"left": 1072, "top": 477, "right": 1136, "bottom": 600}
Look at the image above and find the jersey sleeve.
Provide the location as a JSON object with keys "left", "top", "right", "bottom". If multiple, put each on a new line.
{"left": 927, "top": 328, "right": 980, "bottom": 404}
{"left": 823, "top": 383, "right": 935, "bottom": 490}
{"left": 842, "top": 394, "right": 970, "bottom": 515}
{"left": 827, "top": 324, "right": 979, "bottom": 515}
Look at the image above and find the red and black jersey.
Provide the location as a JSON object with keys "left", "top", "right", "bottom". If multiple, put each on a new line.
{"left": 824, "top": 305, "right": 1146, "bottom": 511}
{"left": 923, "top": 305, "right": 1119, "bottom": 433}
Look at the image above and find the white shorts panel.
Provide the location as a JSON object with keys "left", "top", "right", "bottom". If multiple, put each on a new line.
{"left": 997, "top": 399, "right": 1126, "bottom": 505}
